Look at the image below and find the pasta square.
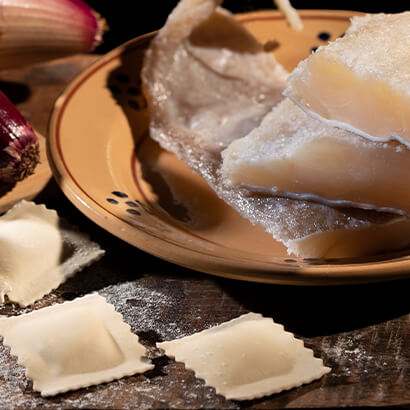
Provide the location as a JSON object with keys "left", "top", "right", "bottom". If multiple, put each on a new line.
{"left": 158, "top": 313, "right": 330, "bottom": 400}
{"left": 0, "top": 294, "right": 153, "bottom": 396}
{"left": 0, "top": 201, "right": 104, "bottom": 306}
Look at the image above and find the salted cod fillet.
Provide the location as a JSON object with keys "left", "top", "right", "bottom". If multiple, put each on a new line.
{"left": 222, "top": 99, "right": 410, "bottom": 216}
{"left": 141, "top": 0, "right": 410, "bottom": 258}
{"left": 284, "top": 12, "right": 410, "bottom": 147}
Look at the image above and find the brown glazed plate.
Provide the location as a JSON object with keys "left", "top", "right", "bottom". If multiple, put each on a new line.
{"left": 47, "top": 10, "right": 410, "bottom": 285}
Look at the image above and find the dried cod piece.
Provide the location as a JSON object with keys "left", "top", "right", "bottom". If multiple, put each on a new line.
{"left": 284, "top": 12, "right": 410, "bottom": 147}
{"left": 0, "top": 201, "right": 104, "bottom": 306}
{"left": 142, "top": 0, "right": 288, "bottom": 153}
{"left": 142, "top": 0, "right": 410, "bottom": 257}
{"left": 158, "top": 313, "right": 330, "bottom": 400}
{"left": 222, "top": 99, "right": 410, "bottom": 215}
{"left": 0, "top": 294, "right": 153, "bottom": 396}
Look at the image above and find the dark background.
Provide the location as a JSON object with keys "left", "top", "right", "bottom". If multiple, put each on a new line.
{"left": 86, "top": 0, "right": 408, "bottom": 53}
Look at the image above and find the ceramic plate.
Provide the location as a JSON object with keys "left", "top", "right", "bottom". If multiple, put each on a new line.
{"left": 47, "top": 10, "right": 410, "bottom": 285}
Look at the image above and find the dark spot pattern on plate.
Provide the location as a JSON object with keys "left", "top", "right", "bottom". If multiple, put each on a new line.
{"left": 107, "top": 72, "right": 147, "bottom": 113}
{"left": 107, "top": 192, "right": 153, "bottom": 217}
{"left": 311, "top": 46, "right": 318, "bottom": 53}
{"left": 127, "top": 86, "right": 140, "bottom": 96}
{"left": 134, "top": 199, "right": 153, "bottom": 214}
{"left": 112, "top": 191, "right": 128, "bottom": 198}
{"left": 108, "top": 85, "right": 121, "bottom": 95}
{"left": 263, "top": 39, "right": 280, "bottom": 52}
{"left": 128, "top": 99, "right": 141, "bottom": 110}
{"left": 115, "top": 73, "right": 130, "bottom": 83}
{"left": 126, "top": 208, "right": 141, "bottom": 216}
{"left": 125, "top": 201, "right": 139, "bottom": 208}
{"left": 318, "top": 31, "right": 331, "bottom": 41}
{"left": 127, "top": 95, "right": 148, "bottom": 111}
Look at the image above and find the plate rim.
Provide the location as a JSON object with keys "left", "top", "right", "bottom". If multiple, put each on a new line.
{"left": 47, "top": 9, "right": 410, "bottom": 286}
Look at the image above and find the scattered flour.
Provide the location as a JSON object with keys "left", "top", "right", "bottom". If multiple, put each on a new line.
{"left": 99, "top": 279, "right": 193, "bottom": 345}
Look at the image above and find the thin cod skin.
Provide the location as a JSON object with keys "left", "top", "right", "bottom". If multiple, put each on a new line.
{"left": 142, "top": 0, "right": 288, "bottom": 153}
{"left": 142, "top": 0, "right": 410, "bottom": 258}
{"left": 222, "top": 99, "right": 410, "bottom": 215}
{"left": 284, "top": 12, "right": 410, "bottom": 147}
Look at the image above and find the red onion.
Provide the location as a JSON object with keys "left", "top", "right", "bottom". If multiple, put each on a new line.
{"left": 0, "top": 0, "right": 106, "bottom": 71}
{"left": 0, "top": 92, "right": 39, "bottom": 183}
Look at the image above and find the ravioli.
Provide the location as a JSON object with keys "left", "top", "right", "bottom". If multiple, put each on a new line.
{"left": 0, "top": 201, "right": 104, "bottom": 306}
{"left": 158, "top": 313, "right": 330, "bottom": 400}
{"left": 284, "top": 12, "right": 410, "bottom": 146}
{"left": 0, "top": 294, "right": 153, "bottom": 396}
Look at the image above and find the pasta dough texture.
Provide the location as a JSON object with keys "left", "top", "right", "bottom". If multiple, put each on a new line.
{"left": 158, "top": 313, "right": 330, "bottom": 400}
{"left": 0, "top": 201, "right": 104, "bottom": 306}
{"left": 0, "top": 294, "right": 154, "bottom": 396}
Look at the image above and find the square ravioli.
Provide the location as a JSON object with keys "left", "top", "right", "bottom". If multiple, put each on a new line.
{"left": 0, "top": 294, "right": 154, "bottom": 396}
{"left": 158, "top": 313, "right": 330, "bottom": 400}
{"left": 0, "top": 200, "right": 104, "bottom": 306}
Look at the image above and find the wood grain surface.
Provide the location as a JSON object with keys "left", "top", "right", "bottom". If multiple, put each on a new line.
{"left": 0, "top": 55, "right": 408, "bottom": 409}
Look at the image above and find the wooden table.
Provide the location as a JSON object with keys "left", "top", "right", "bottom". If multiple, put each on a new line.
{"left": 0, "top": 55, "right": 408, "bottom": 409}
